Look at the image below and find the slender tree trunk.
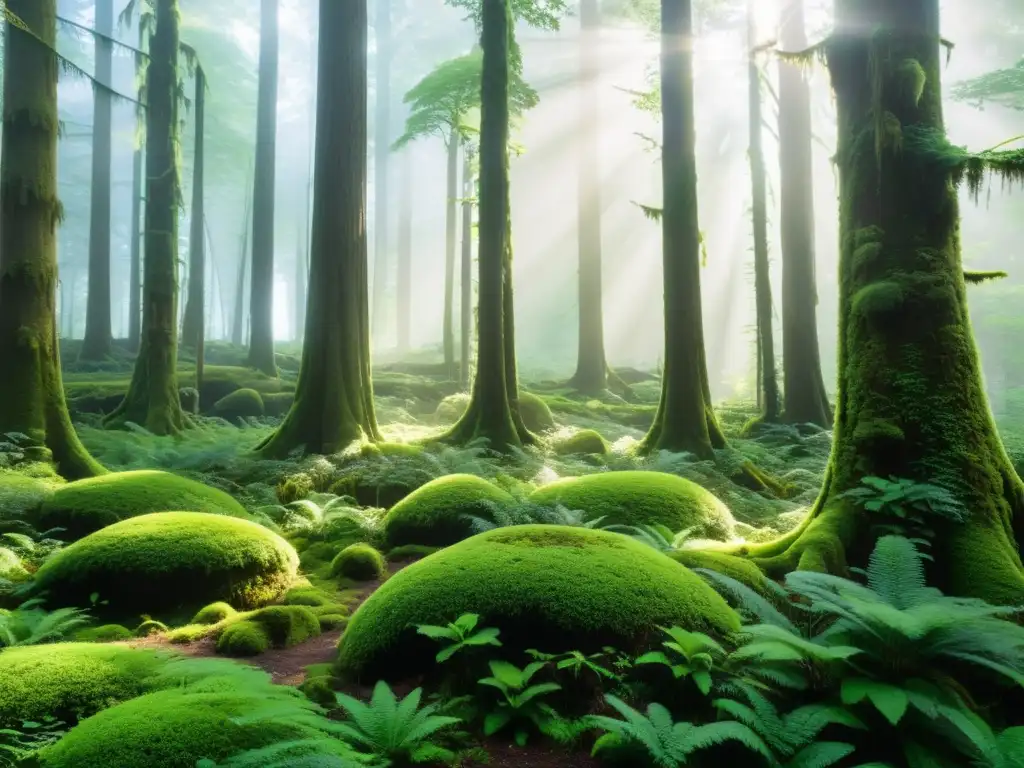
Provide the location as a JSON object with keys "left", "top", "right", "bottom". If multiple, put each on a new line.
{"left": 231, "top": 165, "right": 253, "bottom": 347}
{"left": 443, "top": 132, "right": 459, "bottom": 378}
{"left": 371, "top": 0, "right": 392, "bottom": 346}
{"left": 396, "top": 148, "right": 412, "bottom": 353}
{"left": 0, "top": 0, "right": 104, "bottom": 478}
{"left": 293, "top": 223, "right": 306, "bottom": 342}
{"left": 748, "top": 2, "right": 779, "bottom": 422}
{"left": 779, "top": 0, "right": 830, "bottom": 427}
{"left": 128, "top": 21, "right": 145, "bottom": 353}
{"left": 569, "top": 0, "right": 607, "bottom": 395}
{"left": 750, "top": 0, "right": 1024, "bottom": 605}
{"left": 257, "top": 0, "right": 380, "bottom": 457}
{"left": 104, "top": 0, "right": 187, "bottom": 435}
{"left": 246, "top": 0, "right": 279, "bottom": 375}
{"left": 181, "top": 67, "right": 206, "bottom": 351}
{"left": 460, "top": 143, "right": 475, "bottom": 389}
{"left": 80, "top": 0, "right": 114, "bottom": 360}
{"left": 444, "top": 0, "right": 520, "bottom": 450}
{"left": 640, "top": 0, "right": 725, "bottom": 458}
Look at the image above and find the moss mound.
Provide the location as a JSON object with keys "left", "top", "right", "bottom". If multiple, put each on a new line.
{"left": 0, "top": 643, "right": 166, "bottom": 728}
{"left": 529, "top": 471, "right": 735, "bottom": 540}
{"left": 434, "top": 392, "right": 471, "bottom": 422}
{"left": 0, "top": 546, "right": 28, "bottom": 581}
{"left": 331, "top": 543, "right": 386, "bottom": 581}
{"left": 192, "top": 601, "right": 238, "bottom": 625}
{"left": 262, "top": 391, "right": 295, "bottom": 417}
{"left": 552, "top": 429, "right": 610, "bottom": 456}
{"left": 134, "top": 619, "right": 168, "bottom": 637}
{"left": 37, "top": 688, "right": 317, "bottom": 768}
{"left": 32, "top": 512, "right": 299, "bottom": 613}
{"left": 382, "top": 474, "right": 515, "bottom": 548}
{"left": 216, "top": 620, "right": 270, "bottom": 657}
{"left": 519, "top": 391, "right": 556, "bottom": 432}
{"left": 671, "top": 550, "right": 773, "bottom": 597}
{"left": 337, "top": 525, "right": 740, "bottom": 681}
{"left": 36, "top": 470, "right": 248, "bottom": 540}
{"left": 0, "top": 471, "right": 56, "bottom": 518}
{"left": 74, "top": 624, "right": 133, "bottom": 643}
{"left": 212, "top": 387, "right": 265, "bottom": 420}
{"left": 248, "top": 605, "right": 321, "bottom": 647}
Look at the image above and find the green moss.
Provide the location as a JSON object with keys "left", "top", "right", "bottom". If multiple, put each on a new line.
{"left": 275, "top": 472, "right": 314, "bottom": 504}
{"left": 434, "top": 392, "right": 471, "bottom": 422}
{"left": 0, "top": 471, "right": 57, "bottom": 518}
{"left": 32, "top": 512, "right": 299, "bottom": 613}
{"left": 282, "top": 585, "right": 335, "bottom": 607}
{"left": 552, "top": 429, "right": 610, "bottom": 456}
{"left": 192, "top": 601, "right": 237, "bottom": 625}
{"left": 382, "top": 474, "right": 515, "bottom": 548}
{"left": 248, "top": 605, "right": 321, "bottom": 647}
{"left": 166, "top": 624, "right": 211, "bottom": 644}
{"left": 212, "top": 388, "right": 265, "bottom": 420}
{"left": 35, "top": 470, "right": 249, "bottom": 540}
{"left": 518, "top": 391, "right": 556, "bottom": 432}
{"left": 528, "top": 471, "right": 736, "bottom": 540}
{"left": 0, "top": 643, "right": 166, "bottom": 728}
{"left": 336, "top": 525, "right": 740, "bottom": 681}
{"left": 385, "top": 544, "right": 443, "bottom": 561}
{"left": 134, "top": 619, "right": 168, "bottom": 637}
{"left": 851, "top": 279, "right": 907, "bottom": 320}
{"left": 215, "top": 620, "right": 270, "bottom": 657}
{"left": 670, "top": 550, "right": 774, "bottom": 597}
{"left": 0, "top": 546, "right": 28, "bottom": 581}
{"left": 36, "top": 688, "right": 318, "bottom": 768}
{"left": 330, "top": 543, "right": 386, "bottom": 581}
{"left": 316, "top": 613, "right": 348, "bottom": 630}
{"left": 74, "top": 623, "right": 133, "bottom": 643}
{"left": 262, "top": 391, "right": 295, "bottom": 417}
{"left": 299, "top": 675, "right": 336, "bottom": 707}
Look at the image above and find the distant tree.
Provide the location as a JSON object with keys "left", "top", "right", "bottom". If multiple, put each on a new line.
{"left": 371, "top": 0, "right": 392, "bottom": 346}
{"left": 460, "top": 140, "right": 478, "bottom": 388}
{"left": 0, "top": 0, "right": 104, "bottom": 478}
{"left": 181, "top": 66, "right": 207, "bottom": 355}
{"left": 128, "top": 18, "right": 146, "bottom": 353}
{"left": 396, "top": 148, "right": 413, "bottom": 353}
{"left": 257, "top": 0, "right": 380, "bottom": 457}
{"left": 231, "top": 166, "right": 253, "bottom": 348}
{"left": 246, "top": 0, "right": 279, "bottom": 376}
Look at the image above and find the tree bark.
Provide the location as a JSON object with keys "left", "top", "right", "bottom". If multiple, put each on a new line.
{"left": 257, "top": 0, "right": 381, "bottom": 457}
{"left": 443, "top": 132, "right": 459, "bottom": 378}
{"left": 396, "top": 148, "right": 412, "bottom": 353}
{"left": 0, "top": 0, "right": 104, "bottom": 478}
{"left": 293, "top": 223, "right": 306, "bottom": 342}
{"left": 778, "top": 0, "right": 830, "bottom": 427}
{"left": 569, "top": 0, "right": 607, "bottom": 395}
{"left": 128, "top": 20, "right": 145, "bottom": 353}
{"left": 749, "top": 0, "right": 1024, "bottom": 605}
{"left": 80, "top": 0, "right": 114, "bottom": 360}
{"left": 640, "top": 0, "right": 725, "bottom": 458}
{"left": 246, "top": 0, "right": 279, "bottom": 376}
{"left": 181, "top": 67, "right": 206, "bottom": 352}
{"left": 231, "top": 164, "right": 253, "bottom": 347}
{"left": 371, "top": 0, "right": 392, "bottom": 347}
{"left": 460, "top": 143, "right": 475, "bottom": 388}
{"left": 103, "top": 0, "right": 188, "bottom": 436}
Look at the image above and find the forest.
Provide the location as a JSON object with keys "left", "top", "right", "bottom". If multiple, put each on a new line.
{"left": 1, "top": 0, "right": 1024, "bottom": 765}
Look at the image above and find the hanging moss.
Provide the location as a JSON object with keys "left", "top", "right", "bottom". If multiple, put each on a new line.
{"left": 903, "top": 125, "right": 1024, "bottom": 200}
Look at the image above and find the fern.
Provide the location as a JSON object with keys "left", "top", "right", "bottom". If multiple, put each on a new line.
{"left": 838, "top": 476, "right": 967, "bottom": 541}
{"left": 459, "top": 499, "right": 596, "bottom": 535}
{"left": 477, "top": 660, "right": 573, "bottom": 747}
{"left": 602, "top": 523, "right": 697, "bottom": 552}
{"left": 0, "top": 599, "right": 91, "bottom": 648}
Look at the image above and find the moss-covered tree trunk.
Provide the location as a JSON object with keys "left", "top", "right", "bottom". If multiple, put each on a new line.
{"left": 569, "top": 0, "right": 607, "bottom": 396}
{"left": 459, "top": 143, "right": 475, "bottom": 389}
{"left": 246, "top": 0, "right": 279, "bottom": 376}
{"left": 396, "top": 148, "right": 412, "bottom": 353}
{"left": 749, "top": 0, "right": 1024, "bottom": 605}
{"left": 0, "top": 0, "right": 103, "bottom": 478}
{"left": 747, "top": 4, "right": 779, "bottom": 423}
{"left": 294, "top": 224, "right": 306, "bottom": 342}
{"left": 103, "top": 0, "right": 188, "bottom": 436}
{"left": 128, "top": 21, "right": 145, "bottom": 353}
{"left": 181, "top": 67, "right": 206, "bottom": 352}
{"left": 778, "top": 0, "right": 830, "bottom": 427}
{"left": 371, "top": 0, "right": 392, "bottom": 346}
{"left": 80, "top": 0, "right": 114, "bottom": 361}
{"left": 444, "top": 0, "right": 521, "bottom": 451}
{"left": 443, "top": 131, "right": 459, "bottom": 378}
{"left": 257, "top": 0, "right": 381, "bottom": 458}
{"left": 640, "top": 0, "right": 725, "bottom": 459}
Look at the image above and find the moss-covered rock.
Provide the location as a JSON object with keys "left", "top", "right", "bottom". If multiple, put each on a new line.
{"left": 670, "top": 549, "right": 773, "bottom": 597}
{"left": 247, "top": 605, "right": 321, "bottom": 647}
{"left": 552, "top": 429, "right": 610, "bottom": 456}
{"left": 282, "top": 585, "right": 335, "bottom": 607}
{"left": 215, "top": 620, "right": 271, "bottom": 657}
{"left": 433, "top": 392, "right": 471, "bottom": 423}
{"left": 275, "top": 472, "right": 314, "bottom": 504}
{"left": 316, "top": 613, "right": 348, "bottom": 630}
{"left": 74, "top": 624, "right": 133, "bottom": 643}
{"left": 32, "top": 512, "right": 299, "bottom": 613}
{"left": 529, "top": 471, "right": 735, "bottom": 540}
{"left": 262, "top": 391, "right": 295, "bottom": 417}
{"left": 191, "top": 601, "right": 237, "bottom": 625}
{"left": 336, "top": 525, "right": 740, "bottom": 681}
{"left": 0, "top": 546, "right": 28, "bottom": 581}
{"left": 330, "top": 543, "right": 386, "bottom": 581}
{"left": 518, "top": 391, "right": 556, "bottom": 432}
{"left": 134, "top": 619, "right": 168, "bottom": 637}
{"left": 35, "top": 470, "right": 249, "bottom": 540}
{"left": 382, "top": 474, "right": 515, "bottom": 548}
{"left": 0, "top": 471, "right": 57, "bottom": 518}
{"left": 212, "top": 388, "right": 265, "bottom": 420}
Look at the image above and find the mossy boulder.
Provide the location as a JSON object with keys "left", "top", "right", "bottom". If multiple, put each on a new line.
{"left": 382, "top": 474, "right": 514, "bottom": 548}
{"left": 212, "top": 388, "right": 265, "bottom": 420}
{"left": 192, "top": 601, "right": 238, "bottom": 625}
{"left": 552, "top": 429, "right": 610, "bottom": 456}
{"left": 74, "top": 624, "right": 134, "bottom": 643}
{"left": 529, "top": 471, "right": 735, "bottom": 540}
{"left": 247, "top": 605, "right": 321, "bottom": 647}
{"left": 134, "top": 619, "right": 168, "bottom": 637}
{"left": 31, "top": 512, "right": 299, "bottom": 614}
{"left": 0, "top": 471, "right": 56, "bottom": 518}
{"left": 262, "top": 391, "right": 295, "bottom": 417}
{"left": 671, "top": 549, "right": 774, "bottom": 597}
{"left": 433, "top": 392, "right": 471, "bottom": 422}
{"left": 518, "top": 391, "right": 556, "bottom": 432}
{"left": 0, "top": 643, "right": 166, "bottom": 728}
{"left": 35, "top": 470, "right": 249, "bottom": 540}
{"left": 331, "top": 543, "right": 386, "bottom": 581}
{"left": 336, "top": 525, "right": 740, "bottom": 681}
{"left": 215, "top": 620, "right": 270, "bottom": 657}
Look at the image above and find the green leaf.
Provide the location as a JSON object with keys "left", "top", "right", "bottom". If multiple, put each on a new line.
{"left": 435, "top": 643, "right": 463, "bottom": 663}
{"left": 841, "top": 679, "right": 909, "bottom": 726}
{"left": 483, "top": 710, "right": 512, "bottom": 736}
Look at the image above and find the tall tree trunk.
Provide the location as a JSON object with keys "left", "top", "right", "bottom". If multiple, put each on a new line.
{"left": 569, "top": 0, "right": 607, "bottom": 395}
{"left": 181, "top": 67, "right": 206, "bottom": 351}
{"left": 128, "top": 20, "right": 145, "bottom": 353}
{"left": 748, "top": 2, "right": 779, "bottom": 422}
{"left": 460, "top": 143, "right": 475, "bottom": 389}
{"left": 778, "top": 0, "right": 830, "bottom": 427}
{"left": 246, "top": 0, "right": 279, "bottom": 376}
{"left": 371, "top": 0, "right": 391, "bottom": 346}
{"left": 80, "top": 0, "right": 114, "bottom": 360}
{"left": 0, "top": 0, "right": 103, "bottom": 478}
{"left": 443, "top": 132, "right": 459, "bottom": 378}
{"left": 293, "top": 224, "right": 306, "bottom": 342}
{"left": 396, "top": 148, "right": 412, "bottom": 353}
{"left": 444, "top": 0, "right": 520, "bottom": 450}
{"left": 257, "top": 0, "right": 380, "bottom": 457}
{"left": 749, "top": 0, "right": 1024, "bottom": 604}
{"left": 104, "top": 0, "right": 187, "bottom": 435}
{"left": 640, "top": 0, "right": 725, "bottom": 458}
{"left": 231, "top": 165, "right": 253, "bottom": 346}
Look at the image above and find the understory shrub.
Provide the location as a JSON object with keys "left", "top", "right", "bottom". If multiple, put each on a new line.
{"left": 330, "top": 543, "right": 386, "bottom": 581}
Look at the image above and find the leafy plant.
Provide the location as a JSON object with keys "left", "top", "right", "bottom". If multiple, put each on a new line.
{"left": 416, "top": 613, "right": 502, "bottom": 664}
{"left": 527, "top": 647, "right": 621, "bottom": 685}
{"left": 634, "top": 626, "right": 727, "bottom": 695}
{"left": 0, "top": 599, "right": 91, "bottom": 647}
{"left": 838, "top": 476, "right": 966, "bottom": 540}
{"left": 0, "top": 717, "right": 68, "bottom": 767}
{"left": 477, "top": 660, "right": 572, "bottom": 746}
{"left": 601, "top": 524, "right": 697, "bottom": 553}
